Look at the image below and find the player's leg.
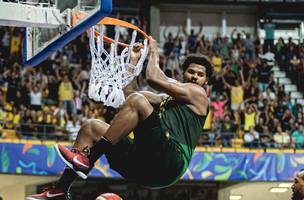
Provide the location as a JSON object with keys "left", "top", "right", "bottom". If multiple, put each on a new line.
{"left": 26, "top": 119, "right": 110, "bottom": 200}
{"left": 73, "top": 119, "right": 110, "bottom": 150}
{"left": 103, "top": 92, "right": 154, "bottom": 144}
{"left": 56, "top": 93, "right": 154, "bottom": 178}
{"left": 55, "top": 119, "right": 110, "bottom": 189}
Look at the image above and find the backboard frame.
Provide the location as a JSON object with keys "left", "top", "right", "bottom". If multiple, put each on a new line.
{"left": 24, "top": 0, "right": 112, "bottom": 67}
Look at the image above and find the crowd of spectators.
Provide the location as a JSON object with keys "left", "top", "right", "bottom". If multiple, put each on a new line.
{"left": 161, "top": 24, "right": 303, "bottom": 149}
{"left": 0, "top": 19, "right": 303, "bottom": 149}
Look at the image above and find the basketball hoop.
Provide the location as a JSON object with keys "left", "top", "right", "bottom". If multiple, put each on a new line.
{"left": 87, "top": 17, "right": 150, "bottom": 108}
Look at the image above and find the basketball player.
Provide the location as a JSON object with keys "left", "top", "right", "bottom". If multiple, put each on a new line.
{"left": 26, "top": 38, "right": 212, "bottom": 200}
{"left": 292, "top": 170, "right": 304, "bottom": 200}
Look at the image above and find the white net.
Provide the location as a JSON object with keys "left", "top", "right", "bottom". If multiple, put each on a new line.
{"left": 88, "top": 26, "right": 149, "bottom": 108}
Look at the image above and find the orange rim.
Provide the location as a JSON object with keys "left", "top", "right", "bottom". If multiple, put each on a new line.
{"left": 72, "top": 11, "right": 150, "bottom": 47}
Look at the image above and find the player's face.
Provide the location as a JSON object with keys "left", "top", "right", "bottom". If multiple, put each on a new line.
{"left": 292, "top": 172, "right": 304, "bottom": 200}
{"left": 184, "top": 63, "right": 207, "bottom": 87}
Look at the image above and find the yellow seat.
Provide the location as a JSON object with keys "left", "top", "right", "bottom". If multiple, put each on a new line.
{"left": 2, "top": 129, "right": 18, "bottom": 139}
{"left": 236, "top": 148, "right": 250, "bottom": 152}
{"left": 266, "top": 148, "right": 281, "bottom": 153}
{"left": 0, "top": 138, "right": 14, "bottom": 143}
{"left": 232, "top": 138, "right": 243, "bottom": 148}
{"left": 295, "top": 149, "right": 304, "bottom": 153}
{"left": 221, "top": 148, "right": 235, "bottom": 152}
{"left": 10, "top": 138, "right": 20, "bottom": 143}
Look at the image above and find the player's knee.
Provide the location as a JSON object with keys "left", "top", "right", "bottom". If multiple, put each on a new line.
{"left": 125, "top": 92, "right": 149, "bottom": 108}
{"left": 81, "top": 119, "right": 109, "bottom": 135}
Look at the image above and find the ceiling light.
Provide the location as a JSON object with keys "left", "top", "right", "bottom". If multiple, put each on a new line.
{"left": 229, "top": 195, "right": 242, "bottom": 200}
{"left": 270, "top": 187, "right": 288, "bottom": 193}
{"left": 278, "top": 183, "right": 293, "bottom": 188}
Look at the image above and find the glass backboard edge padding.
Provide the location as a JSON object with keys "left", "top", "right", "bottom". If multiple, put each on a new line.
{"left": 24, "top": 0, "right": 112, "bottom": 67}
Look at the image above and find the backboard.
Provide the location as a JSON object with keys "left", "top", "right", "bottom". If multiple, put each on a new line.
{"left": 24, "top": 0, "right": 112, "bottom": 66}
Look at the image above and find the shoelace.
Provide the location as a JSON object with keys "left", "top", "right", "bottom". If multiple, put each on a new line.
{"left": 71, "top": 146, "right": 90, "bottom": 157}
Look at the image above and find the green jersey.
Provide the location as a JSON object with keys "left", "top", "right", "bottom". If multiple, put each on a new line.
{"left": 159, "top": 96, "right": 208, "bottom": 167}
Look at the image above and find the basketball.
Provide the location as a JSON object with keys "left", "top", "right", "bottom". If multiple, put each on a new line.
{"left": 96, "top": 193, "right": 122, "bottom": 200}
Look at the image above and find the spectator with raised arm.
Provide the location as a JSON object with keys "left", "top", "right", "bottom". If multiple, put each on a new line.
{"left": 230, "top": 28, "right": 244, "bottom": 48}
{"left": 163, "top": 26, "right": 181, "bottom": 57}
{"left": 58, "top": 73, "right": 76, "bottom": 116}
{"left": 222, "top": 66, "right": 248, "bottom": 111}
{"left": 211, "top": 93, "right": 228, "bottom": 121}
{"left": 28, "top": 73, "right": 45, "bottom": 122}
{"left": 244, "top": 103, "right": 259, "bottom": 132}
{"left": 183, "top": 22, "right": 203, "bottom": 54}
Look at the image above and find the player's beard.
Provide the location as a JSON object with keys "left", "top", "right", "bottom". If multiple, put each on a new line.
{"left": 291, "top": 190, "right": 304, "bottom": 200}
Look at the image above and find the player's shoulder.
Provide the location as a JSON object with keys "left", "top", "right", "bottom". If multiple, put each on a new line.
{"left": 186, "top": 83, "right": 208, "bottom": 99}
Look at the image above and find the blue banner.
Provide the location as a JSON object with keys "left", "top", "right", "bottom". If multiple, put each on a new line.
{"left": 0, "top": 143, "right": 303, "bottom": 181}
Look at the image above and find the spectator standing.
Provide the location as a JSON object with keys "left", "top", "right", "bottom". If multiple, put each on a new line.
{"left": 1, "top": 28, "right": 10, "bottom": 58}
{"left": 211, "top": 93, "right": 228, "bottom": 121}
{"left": 230, "top": 28, "right": 244, "bottom": 47}
{"left": 165, "top": 53, "right": 180, "bottom": 79}
{"left": 243, "top": 32, "right": 255, "bottom": 60}
{"left": 231, "top": 44, "right": 240, "bottom": 62}
{"left": 58, "top": 74, "right": 76, "bottom": 116}
{"left": 244, "top": 104, "right": 258, "bottom": 132}
{"left": 209, "top": 73, "right": 224, "bottom": 98}
{"left": 163, "top": 26, "right": 180, "bottom": 57}
{"left": 183, "top": 22, "right": 203, "bottom": 54}
{"left": 10, "top": 28, "right": 22, "bottom": 59}
{"left": 28, "top": 78, "right": 44, "bottom": 112}
{"left": 222, "top": 67, "right": 248, "bottom": 111}
{"left": 45, "top": 75, "right": 58, "bottom": 106}
{"left": 275, "top": 37, "right": 285, "bottom": 68}
{"left": 257, "top": 59, "right": 272, "bottom": 92}
{"left": 263, "top": 18, "right": 275, "bottom": 52}
{"left": 220, "top": 36, "right": 230, "bottom": 59}
{"left": 211, "top": 50, "right": 222, "bottom": 74}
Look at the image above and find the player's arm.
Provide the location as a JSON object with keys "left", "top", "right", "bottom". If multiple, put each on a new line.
{"left": 195, "top": 22, "right": 203, "bottom": 37}
{"left": 230, "top": 28, "right": 237, "bottom": 43}
{"left": 123, "top": 82, "right": 166, "bottom": 105}
{"left": 163, "top": 26, "right": 168, "bottom": 41}
{"left": 221, "top": 73, "right": 231, "bottom": 89}
{"left": 175, "top": 26, "right": 181, "bottom": 40}
{"left": 182, "top": 23, "right": 188, "bottom": 37}
{"left": 127, "top": 46, "right": 167, "bottom": 104}
{"left": 146, "top": 38, "right": 206, "bottom": 105}
{"left": 138, "top": 91, "right": 167, "bottom": 104}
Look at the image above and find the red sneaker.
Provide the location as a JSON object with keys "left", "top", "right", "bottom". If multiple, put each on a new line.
{"left": 55, "top": 144, "right": 90, "bottom": 179}
{"left": 26, "top": 187, "right": 70, "bottom": 200}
